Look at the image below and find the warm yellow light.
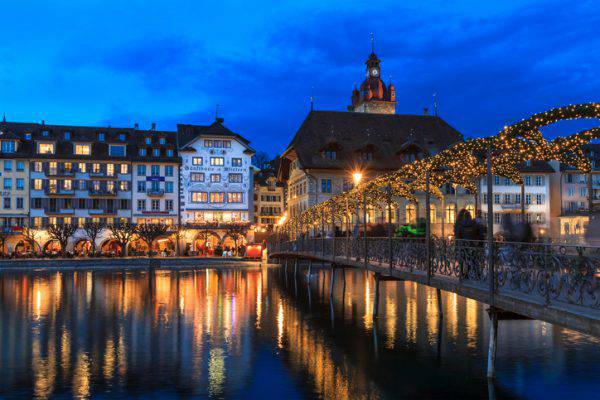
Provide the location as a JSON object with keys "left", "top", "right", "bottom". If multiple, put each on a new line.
{"left": 352, "top": 171, "right": 363, "bottom": 186}
{"left": 277, "top": 212, "right": 288, "bottom": 226}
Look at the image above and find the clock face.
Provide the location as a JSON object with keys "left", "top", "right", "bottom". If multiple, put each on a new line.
{"left": 371, "top": 68, "right": 378, "bottom": 76}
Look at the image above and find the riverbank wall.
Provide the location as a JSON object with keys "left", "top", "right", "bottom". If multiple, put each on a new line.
{"left": 0, "top": 257, "right": 266, "bottom": 271}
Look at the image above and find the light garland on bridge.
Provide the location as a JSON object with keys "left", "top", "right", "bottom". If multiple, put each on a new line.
{"left": 280, "top": 103, "right": 600, "bottom": 231}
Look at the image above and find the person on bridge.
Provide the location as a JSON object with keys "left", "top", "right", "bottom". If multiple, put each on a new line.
{"left": 455, "top": 209, "right": 485, "bottom": 279}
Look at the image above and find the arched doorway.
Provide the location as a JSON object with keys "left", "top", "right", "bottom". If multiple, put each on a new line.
{"left": 74, "top": 239, "right": 92, "bottom": 256}
{"left": 194, "top": 230, "right": 221, "bottom": 256}
{"left": 14, "top": 240, "right": 34, "bottom": 256}
{"left": 100, "top": 239, "right": 122, "bottom": 256}
{"left": 43, "top": 240, "right": 61, "bottom": 255}
{"left": 221, "top": 234, "right": 247, "bottom": 255}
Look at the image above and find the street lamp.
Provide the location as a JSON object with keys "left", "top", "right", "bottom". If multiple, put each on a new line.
{"left": 352, "top": 171, "right": 363, "bottom": 187}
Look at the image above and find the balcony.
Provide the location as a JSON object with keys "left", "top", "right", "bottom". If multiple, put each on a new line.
{"left": 88, "top": 188, "right": 118, "bottom": 197}
{"left": 89, "top": 208, "right": 117, "bottom": 215}
{"left": 146, "top": 188, "right": 165, "bottom": 197}
{"left": 89, "top": 170, "right": 117, "bottom": 179}
{"left": 45, "top": 167, "right": 75, "bottom": 177}
{"left": 44, "top": 208, "right": 75, "bottom": 215}
{"left": 44, "top": 187, "right": 75, "bottom": 196}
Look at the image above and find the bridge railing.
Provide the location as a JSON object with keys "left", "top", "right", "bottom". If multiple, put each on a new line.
{"left": 270, "top": 237, "right": 600, "bottom": 311}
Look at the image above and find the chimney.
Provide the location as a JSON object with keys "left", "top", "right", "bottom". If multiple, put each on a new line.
{"left": 151, "top": 122, "right": 156, "bottom": 131}
{"left": 423, "top": 107, "right": 429, "bottom": 116}
{"left": 134, "top": 122, "right": 139, "bottom": 130}
{"left": 41, "top": 120, "right": 45, "bottom": 126}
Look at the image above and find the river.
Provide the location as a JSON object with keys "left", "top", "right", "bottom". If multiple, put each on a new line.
{"left": 0, "top": 266, "right": 598, "bottom": 399}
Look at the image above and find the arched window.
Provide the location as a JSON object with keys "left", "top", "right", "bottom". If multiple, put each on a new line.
{"left": 466, "top": 204, "right": 475, "bottom": 219}
{"left": 406, "top": 204, "right": 416, "bottom": 224}
{"left": 445, "top": 203, "right": 456, "bottom": 223}
{"left": 429, "top": 204, "right": 437, "bottom": 223}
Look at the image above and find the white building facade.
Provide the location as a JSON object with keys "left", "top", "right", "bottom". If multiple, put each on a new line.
{"left": 177, "top": 119, "right": 255, "bottom": 252}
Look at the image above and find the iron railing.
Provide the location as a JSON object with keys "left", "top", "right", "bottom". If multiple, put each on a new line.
{"left": 270, "top": 237, "right": 600, "bottom": 310}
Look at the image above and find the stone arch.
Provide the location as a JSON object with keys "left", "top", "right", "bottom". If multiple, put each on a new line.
{"left": 43, "top": 239, "right": 61, "bottom": 254}
{"left": 73, "top": 238, "right": 92, "bottom": 256}
{"left": 193, "top": 230, "right": 221, "bottom": 256}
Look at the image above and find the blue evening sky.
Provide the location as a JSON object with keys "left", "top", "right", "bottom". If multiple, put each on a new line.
{"left": 0, "top": 0, "right": 598, "bottom": 156}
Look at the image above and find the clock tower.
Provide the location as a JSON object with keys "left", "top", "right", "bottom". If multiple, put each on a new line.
{"left": 348, "top": 51, "right": 396, "bottom": 114}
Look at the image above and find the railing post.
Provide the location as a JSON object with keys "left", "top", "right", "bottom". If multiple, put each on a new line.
{"left": 425, "top": 171, "right": 432, "bottom": 283}
{"left": 486, "top": 146, "right": 495, "bottom": 306}
{"left": 363, "top": 192, "right": 368, "bottom": 268}
{"left": 321, "top": 209, "right": 325, "bottom": 259}
{"left": 331, "top": 208, "right": 336, "bottom": 262}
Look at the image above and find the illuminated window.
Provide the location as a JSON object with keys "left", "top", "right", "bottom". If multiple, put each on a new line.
{"left": 232, "top": 158, "right": 242, "bottom": 167}
{"left": 120, "top": 164, "right": 128, "bottom": 174}
{"left": 34, "top": 162, "right": 43, "bottom": 172}
{"left": 466, "top": 204, "right": 475, "bottom": 219}
{"left": 445, "top": 203, "right": 456, "bottom": 223}
{"left": 37, "top": 142, "right": 55, "bottom": 154}
{"left": 210, "top": 157, "right": 224, "bottom": 166}
{"left": 74, "top": 144, "right": 91, "bottom": 155}
{"left": 210, "top": 192, "right": 225, "bottom": 203}
{"left": 33, "top": 179, "right": 42, "bottom": 190}
{"left": 204, "top": 140, "right": 212, "bottom": 147}
{"left": 191, "top": 192, "right": 208, "bottom": 202}
{"left": 191, "top": 173, "right": 204, "bottom": 182}
{"left": 228, "top": 192, "right": 243, "bottom": 203}
{"left": 107, "top": 164, "right": 114, "bottom": 176}
{"left": 79, "top": 163, "right": 87, "bottom": 173}
{"left": 210, "top": 174, "right": 221, "bottom": 182}
{"left": 92, "top": 163, "right": 101, "bottom": 173}
{"left": 63, "top": 180, "right": 72, "bottom": 190}
{"left": 429, "top": 204, "right": 437, "bottom": 223}
{"left": 192, "top": 157, "right": 203, "bottom": 165}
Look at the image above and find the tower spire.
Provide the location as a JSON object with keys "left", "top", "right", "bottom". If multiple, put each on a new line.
{"left": 215, "top": 104, "right": 220, "bottom": 121}
{"left": 433, "top": 93, "right": 439, "bottom": 116}
{"left": 370, "top": 32, "right": 375, "bottom": 54}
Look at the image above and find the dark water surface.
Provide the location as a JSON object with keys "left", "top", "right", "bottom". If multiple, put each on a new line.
{"left": 0, "top": 266, "right": 598, "bottom": 399}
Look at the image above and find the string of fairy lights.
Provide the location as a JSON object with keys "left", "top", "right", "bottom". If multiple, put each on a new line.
{"left": 279, "top": 103, "right": 600, "bottom": 233}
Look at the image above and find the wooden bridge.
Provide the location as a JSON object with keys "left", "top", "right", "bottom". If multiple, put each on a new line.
{"left": 269, "top": 237, "right": 600, "bottom": 377}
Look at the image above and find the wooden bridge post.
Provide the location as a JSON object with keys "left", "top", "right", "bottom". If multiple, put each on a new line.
{"left": 372, "top": 273, "right": 380, "bottom": 318}
{"left": 294, "top": 258, "right": 298, "bottom": 276}
{"left": 329, "top": 264, "right": 335, "bottom": 299}
{"left": 487, "top": 308, "right": 499, "bottom": 379}
{"left": 307, "top": 259, "right": 312, "bottom": 284}
{"left": 436, "top": 288, "right": 443, "bottom": 319}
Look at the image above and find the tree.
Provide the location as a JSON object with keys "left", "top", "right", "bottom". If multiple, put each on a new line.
{"left": 251, "top": 151, "right": 271, "bottom": 169}
{"left": 172, "top": 223, "right": 189, "bottom": 256}
{"left": 136, "top": 223, "right": 169, "bottom": 257}
{"left": 21, "top": 226, "right": 42, "bottom": 254}
{"left": 108, "top": 223, "right": 137, "bottom": 257}
{"left": 82, "top": 222, "right": 104, "bottom": 256}
{"left": 225, "top": 225, "right": 247, "bottom": 255}
{"left": 47, "top": 224, "right": 78, "bottom": 255}
{"left": 0, "top": 232, "right": 8, "bottom": 256}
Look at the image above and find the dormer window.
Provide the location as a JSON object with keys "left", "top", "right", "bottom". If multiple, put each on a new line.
{"left": 324, "top": 150, "right": 336, "bottom": 160}
{"left": 159, "top": 137, "right": 166, "bottom": 145}
{"left": 98, "top": 132, "right": 106, "bottom": 141}
{"left": 64, "top": 131, "right": 71, "bottom": 140}
{"left": 359, "top": 152, "right": 373, "bottom": 162}
{"left": 145, "top": 137, "right": 152, "bottom": 145}
{"left": 25, "top": 133, "right": 31, "bottom": 140}
{"left": 1, "top": 140, "right": 16, "bottom": 153}
{"left": 74, "top": 143, "right": 91, "bottom": 155}
{"left": 119, "top": 133, "right": 126, "bottom": 141}
{"left": 37, "top": 142, "right": 55, "bottom": 154}
{"left": 42, "top": 130, "right": 49, "bottom": 137}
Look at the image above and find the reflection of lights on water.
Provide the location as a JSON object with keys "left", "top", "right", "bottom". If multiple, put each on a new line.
{"left": 363, "top": 275, "right": 373, "bottom": 330}
{"left": 35, "top": 289, "right": 41, "bottom": 319}
{"left": 73, "top": 351, "right": 91, "bottom": 399}
{"left": 405, "top": 282, "right": 417, "bottom": 344}
{"left": 277, "top": 300, "right": 284, "bottom": 348}
{"left": 179, "top": 296, "right": 185, "bottom": 314}
{"left": 256, "top": 276, "right": 262, "bottom": 329}
{"left": 465, "top": 298, "right": 478, "bottom": 348}
{"left": 86, "top": 271, "right": 92, "bottom": 306}
{"left": 385, "top": 295, "right": 396, "bottom": 349}
{"left": 208, "top": 348, "right": 226, "bottom": 396}
{"left": 60, "top": 328, "right": 71, "bottom": 377}
{"left": 103, "top": 339, "right": 115, "bottom": 380}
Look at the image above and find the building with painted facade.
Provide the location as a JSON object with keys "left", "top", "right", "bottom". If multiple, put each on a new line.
{"left": 177, "top": 118, "right": 255, "bottom": 253}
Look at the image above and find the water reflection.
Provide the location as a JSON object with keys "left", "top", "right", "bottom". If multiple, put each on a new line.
{"left": 0, "top": 266, "right": 598, "bottom": 399}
